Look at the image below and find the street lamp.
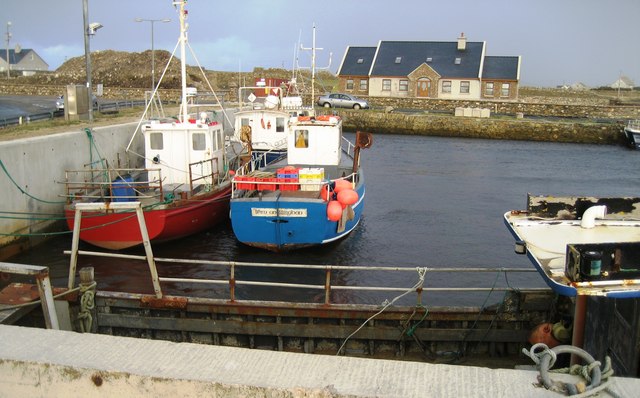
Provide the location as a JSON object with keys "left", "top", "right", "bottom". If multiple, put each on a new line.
{"left": 5, "top": 21, "right": 11, "bottom": 78}
{"left": 82, "top": 0, "right": 102, "bottom": 122}
{"left": 135, "top": 18, "right": 171, "bottom": 91}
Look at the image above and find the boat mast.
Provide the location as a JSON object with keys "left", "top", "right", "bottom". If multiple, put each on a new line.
{"left": 176, "top": 0, "right": 188, "bottom": 122}
{"left": 299, "top": 24, "right": 331, "bottom": 105}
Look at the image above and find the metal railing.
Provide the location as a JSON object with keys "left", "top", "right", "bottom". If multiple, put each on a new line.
{"left": 0, "top": 100, "right": 147, "bottom": 128}
{"left": 61, "top": 167, "right": 163, "bottom": 203}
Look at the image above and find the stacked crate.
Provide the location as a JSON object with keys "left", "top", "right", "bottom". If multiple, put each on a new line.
{"left": 277, "top": 166, "right": 300, "bottom": 191}
{"left": 299, "top": 167, "right": 324, "bottom": 191}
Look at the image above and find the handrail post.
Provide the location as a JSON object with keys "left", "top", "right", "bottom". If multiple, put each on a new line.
{"left": 229, "top": 262, "right": 236, "bottom": 302}
{"left": 36, "top": 271, "right": 60, "bottom": 330}
{"left": 68, "top": 207, "right": 83, "bottom": 289}
{"left": 134, "top": 204, "right": 162, "bottom": 298}
{"left": 324, "top": 268, "right": 332, "bottom": 305}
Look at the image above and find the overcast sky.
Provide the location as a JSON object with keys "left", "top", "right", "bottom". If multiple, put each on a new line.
{"left": 3, "top": 0, "right": 639, "bottom": 87}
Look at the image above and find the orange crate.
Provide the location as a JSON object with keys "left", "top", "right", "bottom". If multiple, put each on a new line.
{"left": 278, "top": 177, "right": 299, "bottom": 191}
{"left": 236, "top": 176, "right": 256, "bottom": 190}
{"left": 257, "top": 177, "right": 278, "bottom": 191}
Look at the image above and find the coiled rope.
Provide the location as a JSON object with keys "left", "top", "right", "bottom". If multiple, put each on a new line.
{"left": 77, "top": 282, "right": 96, "bottom": 333}
{"left": 523, "top": 343, "right": 620, "bottom": 397}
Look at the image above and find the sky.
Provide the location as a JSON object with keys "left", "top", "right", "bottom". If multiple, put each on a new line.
{"left": 3, "top": 0, "right": 639, "bottom": 88}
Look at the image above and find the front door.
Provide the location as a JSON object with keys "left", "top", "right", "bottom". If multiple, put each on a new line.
{"left": 417, "top": 78, "right": 431, "bottom": 97}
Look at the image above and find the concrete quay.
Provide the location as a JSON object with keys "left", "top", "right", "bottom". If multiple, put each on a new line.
{"left": 1, "top": 324, "right": 639, "bottom": 397}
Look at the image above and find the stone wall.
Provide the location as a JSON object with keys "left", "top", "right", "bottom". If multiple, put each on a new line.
{"left": 338, "top": 110, "right": 628, "bottom": 145}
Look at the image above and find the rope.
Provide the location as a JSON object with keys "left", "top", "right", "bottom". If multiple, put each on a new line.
{"left": 522, "top": 343, "right": 621, "bottom": 398}
{"left": 0, "top": 159, "right": 66, "bottom": 204}
{"left": 77, "top": 282, "right": 96, "bottom": 333}
{"left": 336, "top": 267, "right": 426, "bottom": 355}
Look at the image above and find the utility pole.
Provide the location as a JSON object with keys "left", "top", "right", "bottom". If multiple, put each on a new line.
{"left": 135, "top": 18, "right": 171, "bottom": 91}
{"left": 5, "top": 22, "right": 11, "bottom": 78}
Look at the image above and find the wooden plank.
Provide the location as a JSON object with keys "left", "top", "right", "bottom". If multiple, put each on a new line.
{"left": 97, "top": 313, "right": 529, "bottom": 343}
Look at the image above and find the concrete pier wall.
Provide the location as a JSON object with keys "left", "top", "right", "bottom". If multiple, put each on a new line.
{"left": 0, "top": 122, "right": 143, "bottom": 257}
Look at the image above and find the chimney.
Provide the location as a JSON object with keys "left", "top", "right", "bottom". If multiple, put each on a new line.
{"left": 457, "top": 32, "right": 466, "bottom": 51}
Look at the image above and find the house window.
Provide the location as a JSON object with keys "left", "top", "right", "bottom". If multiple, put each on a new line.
{"left": 454, "top": 58, "right": 461, "bottom": 65}
{"left": 395, "top": 57, "right": 402, "bottom": 64}
{"left": 460, "top": 81, "right": 470, "bottom": 94}
{"left": 359, "top": 79, "right": 368, "bottom": 90}
{"left": 501, "top": 83, "right": 510, "bottom": 97}
{"left": 346, "top": 79, "right": 354, "bottom": 90}
{"left": 399, "top": 80, "right": 409, "bottom": 91}
{"left": 276, "top": 117, "right": 285, "bottom": 133}
{"left": 485, "top": 82, "right": 494, "bottom": 96}
{"left": 442, "top": 81, "right": 452, "bottom": 93}
{"left": 357, "top": 58, "right": 364, "bottom": 64}
{"left": 192, "top": 133, "right": 206, "bottom": 151}
{"left": 426, "top": 57, "right": 433, "bottom": 62}
{"left": 382, "top": 79, "right": 391, "bottom": 91}
{"left": 150, "top": 132, "right": 163, "bottom": 150}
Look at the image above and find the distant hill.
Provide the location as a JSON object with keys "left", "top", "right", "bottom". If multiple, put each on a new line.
{"left": 18, "top": 50, "right": 338, "bottom": 93}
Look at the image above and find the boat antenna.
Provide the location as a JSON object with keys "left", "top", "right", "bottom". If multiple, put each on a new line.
{"left": 176, "top": 0, "right": 188, "bottom": 123}
{"left": 299, "top": 23, "right": 331, "bottom": 106}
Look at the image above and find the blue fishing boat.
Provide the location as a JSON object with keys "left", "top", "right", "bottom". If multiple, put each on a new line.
{"left": 230, "top": 115, "right": 372, "bottom": 251}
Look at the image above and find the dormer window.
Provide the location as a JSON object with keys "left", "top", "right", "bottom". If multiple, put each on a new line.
{"left": 426, "top": 57, "right": 433, "bottom": 62}
{"left": 395, "top": 57, "right": 402, "bottom": 64}
{"left": 357, "top": 58, "right": 364, "bottom": 64}
{"left": 454, "top": 58, "right": 461, "bottom": 65}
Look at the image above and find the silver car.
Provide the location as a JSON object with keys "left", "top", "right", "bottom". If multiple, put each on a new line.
{"left": 317, "top": 93, "right": 369, "bottom": 110}
{"left": 55, "top": 94, "right": 98, "bottom": 111}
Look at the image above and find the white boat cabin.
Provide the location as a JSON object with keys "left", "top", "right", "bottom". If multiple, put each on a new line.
{"left": 287, "top": 116, "right": 342, "bottom": 166}
{"left": 142, "top": 116, "right": 226, "bottom": 186}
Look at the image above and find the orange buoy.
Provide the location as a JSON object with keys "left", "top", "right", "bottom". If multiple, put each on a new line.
{"left": 333, "top": 179, "right": 352, "bottom": 193}
{"left": 337, "top": 189, "right": 358, "bottom": 206}
{"left": 528, "top": 323, "right": 561, "bottom": 348}
{"left": 327, "top": 200, "right": 342, "bottom": 221}
{"left": 320, "top": 184, "right": 332, "bottom": 201}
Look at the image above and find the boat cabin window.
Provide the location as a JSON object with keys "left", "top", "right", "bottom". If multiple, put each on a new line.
{"left": 241, "top": 118, "right": 249, "bottom": 127}
{"left": 150, "top": 132, "right": 164, "bottom": 150}
{"left": 276, "top": 117, "right": 285, "bottom": 133}
{"left": 192, "top": 132, "right": 206, "bottom": 150}
{"left": 294, "top": 130, "right": 309, "bottom": 148}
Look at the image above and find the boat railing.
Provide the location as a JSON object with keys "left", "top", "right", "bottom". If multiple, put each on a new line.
{"left": 188, "top": 157, "right": 221, "bottom": 191}
{"left": 627, "top": 120, "right": 640, "bottom": 130}
{"left": 341, "top": 136, "right": 356, "bottom": 158}
{"left": 64, "top": 247, "right": 548, "bottom": 304}
{"left": 61, "top": 168, "right": 164, "bottom": 204}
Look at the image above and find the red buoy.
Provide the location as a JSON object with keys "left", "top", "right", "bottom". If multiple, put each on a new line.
{"left": 327, "top": 200, "right": 342, "bottom": 221}
{"left": 337, "top": 189, "right": 358, "bottom": 206}
{"left": 333, "top": 179, "right": 352, "bottom": 193}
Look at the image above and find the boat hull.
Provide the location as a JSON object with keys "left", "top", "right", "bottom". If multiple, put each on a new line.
{"left": 624, "top": 127, "right": 640, "bottom": 150}
{"left": 65, "top": 185, "right": 231, "bottom": 250}
{"left": 230, "top": 183, "right": 365, "bottom": 252}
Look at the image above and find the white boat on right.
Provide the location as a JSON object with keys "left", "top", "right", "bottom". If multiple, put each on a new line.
{"left": 624, "top": 119, "right": 640, "bottom": 149}
{"left": 504, "top": 194, "right": 640, "bottom": 298}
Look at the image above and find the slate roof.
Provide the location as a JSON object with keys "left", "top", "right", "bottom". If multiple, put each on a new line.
{"left": 0, "top": 49, "right": 48, "bottom": 67}
{"left": 482, "top": 56, "right": 519, "bottom": 80}
{"left": 369, "top": 41, "right": 485, "bottom": 78}
{"left": 337, "top": 46, "right": 376, "bottom": 76}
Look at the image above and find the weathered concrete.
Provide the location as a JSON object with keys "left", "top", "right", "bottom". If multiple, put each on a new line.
{"left": 0, "top": 122, "right": 143, "bottom": 257}
{"left": 1, "top": 324, "right": 638, "bottom": 397}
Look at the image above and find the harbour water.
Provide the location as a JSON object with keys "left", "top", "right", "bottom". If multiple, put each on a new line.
{"left": 8, "top": 133, "right": 640, "bottom": 306}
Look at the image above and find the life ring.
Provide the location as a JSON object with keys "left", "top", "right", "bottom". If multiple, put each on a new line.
{"left": 267, "top": 120, "right": 271, "bottom": 129}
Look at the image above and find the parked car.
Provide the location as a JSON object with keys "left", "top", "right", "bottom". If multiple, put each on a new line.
{"left": 56, "top": 94, "right": 98, "bottom": 111}
{"left": 316, "top": 93, "right": 369, "bottom": 110}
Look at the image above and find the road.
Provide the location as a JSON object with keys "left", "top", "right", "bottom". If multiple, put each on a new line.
{"left": 0, "top": 95, "right": 59, "bottom": 119}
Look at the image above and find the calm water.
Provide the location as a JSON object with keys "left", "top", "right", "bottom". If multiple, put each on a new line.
{"left": 8, "top": 134, "right": 640, "bottom": 306}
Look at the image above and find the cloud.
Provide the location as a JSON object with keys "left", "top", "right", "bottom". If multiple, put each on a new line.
{"left": 189, "top": 36, "right": 284, "bottom": 72}
{"left": 41, "top": 44, "right": 84, "bottom": 70}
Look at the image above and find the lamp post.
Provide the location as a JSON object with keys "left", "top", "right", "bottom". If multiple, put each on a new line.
{"left": 5, "top": 21, "right": 11, "bottom": 78}
{"left": 135, "top": 18, "right": 171, "bottom": 91}
{"left": 82, "top": 0, "right": 102, "bottom": 122}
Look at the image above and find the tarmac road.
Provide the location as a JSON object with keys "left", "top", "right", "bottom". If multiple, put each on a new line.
{"left": 0, "top": 95, "right": 59, "bottom": 119}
